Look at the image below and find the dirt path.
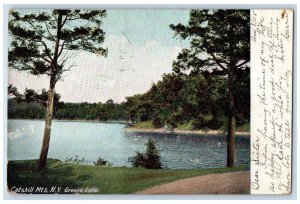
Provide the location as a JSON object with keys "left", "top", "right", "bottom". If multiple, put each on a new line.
{"left": 135, "top": 171, "right": 250, "bottom": 194}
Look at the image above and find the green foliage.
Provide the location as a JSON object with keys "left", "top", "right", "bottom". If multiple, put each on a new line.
{"left": 236, "top": 123, "right": 250, "bottom": 132}
{"left": 7, "top": 159, "right": 249, "bottom": 194}
{"left": 132, "top": 120, "right": 154, "bottom": 129}
{"left": 129, "top": 139, "right": 162, "bottom": 169}
{"left": 8, "top": 91, "right": 127, "bottom": 121}
{"left": 8, "top": 84, "right": 23, "bottom": 102}
{"left": 93, "top": 157, "right": 113, "bottom": 167}
{"left": 9, "top": 9, "right": 107, "bottom": 81}
{"left": 8, "top": 71, "right": 249, "bottom": 130}
{"left": 170, "top": 10, "right": 250, "bottom": 75}
{"left": 176, "top": 120, "right": 194, "bottom": 130}
{"left": 170, "top": 10, "right": 250, "bottom": 135}
{"left": 8, "top": 11, "right": 108, "bottom": 167}
{"left": 7, "top": 9, "right": 250, "bottom": 133}
{"left": 8, "top": 99, "right": 46, "bottom": 119}
{"left": 20, "top": 87, "right": 61, "bottom": 107}
{"left": 152, "top": 117, "right": 163, "bottom": 128}
{"left": 125, "top": 72, "right": 250, "bottom": 131}
{"left": 54, "top": 100, "right": 126, "bottom": 121}
{"left": 8, "top": 86, "right": 62, "bottom": 119}
{"left": 64, "top": 154, "right": 85, "bottom": 164}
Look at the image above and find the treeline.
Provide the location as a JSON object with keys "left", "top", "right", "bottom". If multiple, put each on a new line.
{"left": 8, "top": 99, "right": 127, "bottom": 121}
{"left": 8, "top": 69, "right": 249, "bottom": 130}
{"left": 8, "top": 86, "right": 127, "bottom": 121}
{"left": 55, "top": 100, "right": 126, "bottom": 120}
{"left": 126, "top": 70, "right": 250, "bottom": 130}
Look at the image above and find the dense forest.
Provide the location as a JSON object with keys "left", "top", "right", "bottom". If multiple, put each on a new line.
{"left": 8, "top": 86, "right": 126, "bottom": 121}
{"left": 125, "top": 70, "right": 249, "bottom": 130}
{"left": 8, "top": 69, "right": 249, "bottom": 131}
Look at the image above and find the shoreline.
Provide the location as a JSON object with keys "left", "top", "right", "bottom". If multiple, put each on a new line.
{"left": 8, "top": 118, "right": 128, "bottom": 124}
{"left": 8, "top": 119, "right": 250, "bottom": 136}
{"left": 123, "top": 127, "right": 250, "bottom": 136}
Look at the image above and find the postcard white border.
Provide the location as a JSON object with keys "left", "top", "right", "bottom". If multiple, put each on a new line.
{"left": 2, "top": 3, "right": 298, "bottom": 200}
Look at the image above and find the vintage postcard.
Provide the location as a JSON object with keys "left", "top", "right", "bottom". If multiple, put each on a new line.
{"left": 5, "top": 8, "right": 293, "bottom": 195}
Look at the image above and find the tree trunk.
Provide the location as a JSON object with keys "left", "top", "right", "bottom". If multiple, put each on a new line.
{"left": 37, "top": 12, "right": 62, "bottom": 169}
{"left": 227, "top": 70, "right": 236, "bottom": 168}
{"left": 37, "top": 79, "right": 55, "bottom": 169}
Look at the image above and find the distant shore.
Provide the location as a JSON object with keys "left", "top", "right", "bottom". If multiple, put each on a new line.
{"left": 8, "top": 119, "right": 250, "bottom": 136}
{"left": 123, "top": 127, "right": 250, "bottom": 136}
{"left": 8, "top": 118, "right": 128, "bottom": 124}
{"left": 53, "top": 119, "right": 128, "bottom": 124}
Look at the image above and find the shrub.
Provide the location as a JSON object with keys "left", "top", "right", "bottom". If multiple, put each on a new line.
{"left": 152, "top": 117, "right": 163, "bottom": 128}
{"left": 129, "top": 139, "right": 162, "bottom": 169}
{"left": 64, "top": 154, "right": 85, "bottom": 164}
{"left": 94, "top": 157, "right": 113, "bottom": 167}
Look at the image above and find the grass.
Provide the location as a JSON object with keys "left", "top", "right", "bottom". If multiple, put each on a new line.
{"left": 176, "top": 121, "right": 194, "bottom": 130}
{"left": 132, "top": 120, "right": 154, "bottom": 129}
{"left": 133, "top": 120, "right": 250, "bottom": 132}
{"left": 236, "top": 123, "right": 250, "bottom": 132}
{"left": 7, "top": 159, "right": 249, "bottom": 194}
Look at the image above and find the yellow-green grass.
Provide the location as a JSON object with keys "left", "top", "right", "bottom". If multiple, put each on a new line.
{"left": 236, "top": 123, "right": 250, "bottom": 132}
{"left": 132, "top": 120, "right": 154, "bottom": 129}
{"left": 176, "top": 121, "right": 194, "bottom": 130}
{"left": 174, "top": 121, "right": 250, "bottom": 132}
{"left": 7, "top": 159, "right": 249, "bottom": 194}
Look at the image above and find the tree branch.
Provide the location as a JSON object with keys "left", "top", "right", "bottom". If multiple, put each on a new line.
{"left": 41, "top": 57, "right": 52, "bottom": 64}
{"left": 38, "top": 40, "right": 54, "bottom": 61}
{"left": 44, "top": 22, "right": 56, "bottom": 39}
{"left": 236, "top": 60, "right": 249, "bottom": 69}
{"left": 61, "top": 10, "right": 77, "bottom": 26}
{"left": 27, "top": 20, "right": 55, "bottom": 42}
{"left": 57, "top": 41, "right": 66, "bottom": 58}
{"left": 21, "top": 62, "right": 36, "bottom": 71}
{"left": 209, "top": 52, "right": 228, "bottom": 71}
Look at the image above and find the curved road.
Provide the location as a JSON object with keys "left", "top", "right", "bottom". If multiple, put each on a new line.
{"left": 135, "top": 171, "right": 250, "bottom": 194}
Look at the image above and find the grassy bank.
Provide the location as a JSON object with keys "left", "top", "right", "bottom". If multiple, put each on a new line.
{"left": 127, "top": 120, "right": 250, "bottom": 136}
{"left": 8, "top": 159, "right": 249, "bottom": 194}
{"left": 132, "top": 120, "right": 155, "bottom": 129}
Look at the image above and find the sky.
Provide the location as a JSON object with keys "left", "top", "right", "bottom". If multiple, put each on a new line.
{"left": 8, "top": 9, "right": 190, "bottom": 103}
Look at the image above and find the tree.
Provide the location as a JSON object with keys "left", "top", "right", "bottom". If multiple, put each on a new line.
{"left": 178, "top": 75, "right": 228, "bottom": 130}
{"left": 24, "top": 88, "right": 38, "bottom": 104}
{"left": 38, "top": 88, "right": 61, "bottom": 108}
{"left": 153, "top": 73, "right": 184, "bottom": 127}
{"left": 129, "top": 139, "right": 162, "bottom": 169}
{"left": 170, "top": 10, "right": 250, "bottom": 167}
{"left": 9, "top": 9, "right": 107, "bottom": 169}
{"left": 8, "top": 84, "right": 23, "bottom": 102}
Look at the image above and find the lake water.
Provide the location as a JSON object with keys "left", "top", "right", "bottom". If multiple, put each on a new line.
{"left": 8, "top": 119, "right": 250, "bottom": 169}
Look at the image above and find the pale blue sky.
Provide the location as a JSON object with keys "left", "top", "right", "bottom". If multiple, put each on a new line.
{"left": 102, "top": 9, "right": 190, "bottom": 47}
{"left": 9, "top": 9, "right": 191, "bottom": 103}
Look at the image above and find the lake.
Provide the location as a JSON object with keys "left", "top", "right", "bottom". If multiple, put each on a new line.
{"left": 7, "top": 119, "right": 250, "bottom": 169}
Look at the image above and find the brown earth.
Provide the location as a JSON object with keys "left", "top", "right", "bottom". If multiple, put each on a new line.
{"left": 135, "top": 171, "right": 250, "bottom": 194}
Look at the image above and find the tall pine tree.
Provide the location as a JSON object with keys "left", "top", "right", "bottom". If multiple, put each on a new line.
{"left": 170, "top": 9, "right": 250, "bottom": 167}
{"left": 9, "top": 9, "right": 107, "bottom": 169}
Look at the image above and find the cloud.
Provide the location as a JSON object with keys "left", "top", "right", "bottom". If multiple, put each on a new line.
{"left": 8, "top": 124, "right": 36, "bottom": 140}
{"left": 8, "top": 35, "right": 182, "bottom": 103}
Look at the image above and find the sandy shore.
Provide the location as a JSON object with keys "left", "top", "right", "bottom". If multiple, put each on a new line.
{"left": 135, "top": 171, "right": 250, "bottom": 194}
{"left": 123, "top": 127, "right": 250, "bottom": 136}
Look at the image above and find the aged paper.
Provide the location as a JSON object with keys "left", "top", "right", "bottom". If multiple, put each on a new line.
{"left": 250, "top": 9, "right": 293, "bottom": 194}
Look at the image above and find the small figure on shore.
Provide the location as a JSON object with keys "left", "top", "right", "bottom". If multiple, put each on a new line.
{"left": 164, "top": 123, "right": 174, "bottom": 133}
